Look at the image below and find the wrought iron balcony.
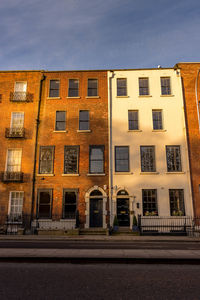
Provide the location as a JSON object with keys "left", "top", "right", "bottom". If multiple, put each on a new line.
{"left": 7, "top": 213, "right": 23, "bottom": 224}
{"left": 2, "top": 172, "right": 23, "bottom": 182}
{"left": 5, "top": 127, "right": 25, "bottom": 138}
{"left": 10, "top": 92, "right": 33, "bottom": 102}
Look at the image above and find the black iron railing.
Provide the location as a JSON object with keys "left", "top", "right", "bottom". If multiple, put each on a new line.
{"left": 10, "top": 92, "right": 33, "bottom": 102}
{"left": 5, "top": 127, "right": 25, "bottom": 138}
{"left": 138, "top": 215, "right": 192, "bottom": 236}
{"left": 2, "top": 172, "right": 23, "bottom": 182}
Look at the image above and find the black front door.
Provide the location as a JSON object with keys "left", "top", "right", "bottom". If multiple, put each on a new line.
{"left": 90, "top": 198, "right": 103, "bottom": 227}
{"left": 117, "top": 198, "right": 130, "bottom": 226}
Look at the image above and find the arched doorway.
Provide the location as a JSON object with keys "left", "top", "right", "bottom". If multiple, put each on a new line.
{"left": 89, "top": 190, "right": 103, "bottom": 227}
{"left": 117, "top": 190, "right": 130, "bottom": 227}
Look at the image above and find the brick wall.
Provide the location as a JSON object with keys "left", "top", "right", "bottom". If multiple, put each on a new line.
{"left": 178, "top": 63, "right": 200, "bottom": 216}
{"left": 34, "top": 71, "right": 109, "bottom": 227}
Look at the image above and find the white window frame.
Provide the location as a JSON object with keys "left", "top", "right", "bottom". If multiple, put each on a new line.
{"left": 8, "top": 191, "right": 24, "bottom": 216}
{"left": 10, "top": 112, "right": 24, "bottom": 128}
{"left": 5, "top": 149, "right": 22, "bottom": 172}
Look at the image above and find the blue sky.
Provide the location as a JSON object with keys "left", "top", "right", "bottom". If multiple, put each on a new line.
{"left": 0, "top": 0, "right": 200, "bottom": 70}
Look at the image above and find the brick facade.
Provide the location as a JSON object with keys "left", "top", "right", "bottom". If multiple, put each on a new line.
{"left": 177, "top": 63, "right": 200, "bottom": 216}
{"left": 0, "top": 71, "right": 42, "bottom": 224}
{"left": 34, "top": 71, "right": 109, "bottom": 228}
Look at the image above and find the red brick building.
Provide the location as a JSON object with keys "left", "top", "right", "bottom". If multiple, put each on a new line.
{"left": 33, "top": 71, "right": 109, "bottom": 231}
{"left": 0, "top": 71, "right": 42, "bottom": 232}
{"left": 176, "top": 63, "right": 200, "bottom": 216}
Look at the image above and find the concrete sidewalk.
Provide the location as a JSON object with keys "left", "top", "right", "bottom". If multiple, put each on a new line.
{"left": 1, "top": 248, "right": 200, "bottom": 262}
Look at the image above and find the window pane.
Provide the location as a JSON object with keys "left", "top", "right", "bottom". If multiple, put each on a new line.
{"left": 79, "top": 111, "right": 89, "bottom": 130}
{"left": 140, "top": 146, "right": 155, "bottom": 172}
{"left": 115, "top": 146, "right": 129, "bottom": 172}
{"left": 117, "top": 78, "right": 127, "bottom": 96}
{"left": 161, "top": 77, "right": 171, "bottom": 95}
{"left": 152, "top": 111, "right": 162, "bottom": 130}
{"left": 166, "top": 146, "right": 182, "bottom": 172}
{"left": 39, "top": 147, "right": 54, "bottom": 174}
{"left": 68, "top": 79, "right": 79, "bottom": 97}
{"left": 169, "top": 189, "right": 185, "bottom": 216}
{"left": 7, "top": 149, "right": 22, "bottom": 172}
{"left": 88, "top": 79, "right": 98, "bottom": 96}
{"left": 142, "top": 189, "right": 158, "bottom": 216}
{"left": 38, "top": 191, "right": 51, "bottom": 218}
{"left": 63, "top": 191, "right": 76, "bottom": 219}
{"left": 56, "top": 111, "right": 66, "bottom": 131}
{"left": 49, "top": 80, "right": 60, "bottom": 97}
{"left": 64, "top": 146, "right": 79, "bottom": 174}
{"left": 89, "top": 146, "right": 104, "bottom": 174}
{"left": 139, "top": 78, "right": 149, "bottom": 95}
{"left": 128, "top": 110, "right": 138, "bottom": 130}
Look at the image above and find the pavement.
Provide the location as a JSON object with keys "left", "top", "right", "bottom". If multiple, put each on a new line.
{"left": 0, "top": 234, "right": 200, "bottom": 263}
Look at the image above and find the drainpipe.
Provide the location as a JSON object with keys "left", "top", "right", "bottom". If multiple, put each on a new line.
{"left": 108, "top": 71, "right": 115, "bottom": 227}
{"left": 195, "top": 69, "right": 200, "bottom": 132}
{"left": 30, "top": 73, "right": 46, "bottom": 228}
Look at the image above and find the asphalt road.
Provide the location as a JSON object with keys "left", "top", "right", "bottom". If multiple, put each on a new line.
{"left": 0, "top": 240, "right": 200, "bottom": 250}
{"left": 0, "top": 263, "right": 199, "bottom": 300}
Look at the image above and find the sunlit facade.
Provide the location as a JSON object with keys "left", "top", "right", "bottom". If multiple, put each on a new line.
{"left": 108, "top": 68, "right": 193, "bottom": 228}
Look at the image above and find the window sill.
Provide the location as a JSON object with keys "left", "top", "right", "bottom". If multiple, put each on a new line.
{"left": 47, "top": 97, "right": 61, "bottom": 99}
{"left": 127, "top": 130, "right": 142, "bottom": 132}
{"left": 160, "top": 95, "right": 174, "bottom": 97}
{"left": 152, "top": 129, "right": 166, "bottom": 132}
{"left": 86, "top": 96, "right": 100, "bottom": 99}
{"left": 165, "top": 172, "right": 185, "bottom": 174}
{"left": 37, "top": 174, "right": 55, "bottom": 177}
{"left": 116, "top": 96, "right": 129, "bottom": 98}
{"left": 138, "top": 95, "right": 152, "bottom": 98}
{"left": 114, "top": 172, "right": 133, "bottom": 175}
{"left": 77, "top": 130, "right": 91, "bottom": 133}
{"left": 87, "top": 173, "right": 106, "bottom": 176}
{"left": 53, "top": 130, "right": 68, "bottom": 133}
{"left": 140, "top": 172, "right": 159, "bottom": 175}
{"left": 62, "top": 174, "right": 80, "bottom": 176}
{"left": 66, "top": 96, "right": 80, "bottom": 99}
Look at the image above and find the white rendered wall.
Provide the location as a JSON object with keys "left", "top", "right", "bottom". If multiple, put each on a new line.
{"left": 108, "top": 68, "right": 193, "bottom": 227}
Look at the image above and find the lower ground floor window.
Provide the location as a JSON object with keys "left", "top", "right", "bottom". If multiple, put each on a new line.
{"left": 37, "top": 189, "right": 52, "bottom": 218}
{"left": 9, "top": 191, "right": 24, "bottom": 218}
{"left": 169, "top": 189, "right": 185, "bottom": 216}
{"left": 63, "top": 189, "right": 77, "bottom": 219}
{"left": 142, "top": 189, "right": 158, "bottom": 216}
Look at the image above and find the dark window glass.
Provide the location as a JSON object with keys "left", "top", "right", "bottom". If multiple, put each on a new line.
{"left": 128, "top": 110, "right": 139, "bottom": 130}
{"left": 115, "top": 146, "right": 129, "bottom": 172}
{"left": 142, "top": 189, "right": 158, "bottom": 216}
{"left": 152, "top": 110, "right": 163, "bottom": 130}
{"left": 161, "top": 77, "right": 171, "bottom": 95}
{"left": 37, "top": 190, "right": 52, "bottom": 218}
{"left": 117, "top": 78, "right": 127, "bottom": 96}
{"left": 140, "top": 146, "right": 156, "bottom": 172}
{"left": 169, "top": 189, "right": 185, "bottom": 216}
{"left": 55, "top": 111, "right": 66, "bottom": 131}
{"left": 63, "top": 190, "right": 77, "bottom": 219}
{"left": 39, "top": 146, "right": 54, "bottom": 174}
{"left": 68, "top": 79, "right": 79, "bottom": 97}
{"left": 88, "top": 79, "right": 98, "bottom": 96}
{"left": 139, "top": 78, "right": 149, "bottom": 95}
{"left": 79, "top": 110, "right": 89, "bottom": 130}
{"left": 49, "top": 80, "right": 60, "bottom": 97}
{"left": 64, "top": 146, "right": 79, "bottom": 174}
{"left": 89, "top": 146, "right": 104, "bottom": 174}
{"left": 166, "top": 146, "right": 182, "bottom": 172}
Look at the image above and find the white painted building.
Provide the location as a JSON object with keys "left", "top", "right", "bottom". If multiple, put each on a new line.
{"left": 108, "top": 68, "right": 193, "bottom": 229}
